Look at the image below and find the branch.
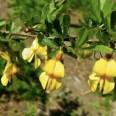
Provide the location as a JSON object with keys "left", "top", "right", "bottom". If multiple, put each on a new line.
{"left": 0, "top": 30, "right": 115, "bottom": 47}
{"left": 0, "top": 30, "right": 76, "bottom": 40}
{"left": 0, "top": 30, "right": 37, "bottom": 39}
{"left": 70, "top": 24, "right": 81, "bottom": 28}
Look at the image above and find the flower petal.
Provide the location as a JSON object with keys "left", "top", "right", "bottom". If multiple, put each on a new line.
{"left": 54, "top": 61, "right": 64, "bottom": 78}
{"left": 48, "top": 78, "right": 56, "bottom": 91}
{"left": 88, "top": 73, "right": 100, "bottom": 92}
{"left": 55, "top": 80, "right": 62, "bottom": 89}
{"left": 44, "top": 59, "right": 64, "bottom": 78}
{"left": 31, "top": 38, "right": 39, "bottom": 50}
{"left": 34, "top": 57, "right": 41, "bottom": 69}
{"left": 49, "top": 78, "right": 62, "bottom": 91}
{"left": 1, "top": 74, "right": 9, "bottom": 86}
{"left": 93, "top": 58, "right": 107, "bottom": 76}
{"left": 39, "top": 72, "right": 49, "bottom": 90}
{"left": 103, "top": 78, "right": 115, "bottom": 94}
{"left": 12, "top": 64, "right": 18, "bottom": 74}
{"left": 0, "top": 51, "right": 10, "bottom": 62}
{"left": 36, "top": 46, "right": 47, "bottom": 58}
{"left": 106, "top": 59, "right": 116, "bottom": 77}
{"left": 4, "top": 63, "right": 12, "bottom": 74}
{"left": 39, "top": 72, "right": 62, "bottom": 92}
{"left": 22, "top": 48, "right": 34, "bottom": 62}
{"left": 99, "top": 79, "right": 104, "bottom": 92}
{"left": 3, "top": 63, "right": 17, "bottom": 78}
{"left": 44, "top": 59, "right": 56, "bottom": 75}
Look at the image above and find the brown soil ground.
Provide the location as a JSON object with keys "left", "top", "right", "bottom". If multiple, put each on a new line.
{"left": 0, "top": 55, "right": 113, "bottom": 116}
{"left": 0, "top": 1, "right": 115, "bottom": 116}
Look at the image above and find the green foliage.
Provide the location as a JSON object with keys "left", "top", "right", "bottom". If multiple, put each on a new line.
{"left": 0, "top": 19, "right": 6, "bottom": 28}
{"left": 8, "top": 0, "right": 116, "bottom": 56}
{"left": 74, "top": 0, "right": 116, "bottom": 56}
{"left": 24, "top": 102, "right": 37, "bottom": 116}
{"left": 76, "top": 28, "right": 89, "bottom": 48}
{"left": 8, "top": 0, "right": 50, "bottom": 25}
{"left": 90, "top": 44, "right": 113, "bottom": 53}
{"left": 60, "top": 14, "right": 70, "bottom": 36}
{"left": 67, "top": 0, "right": 89, "bottom": 9}
{"left": 0, "top": 0, "right": 115, "bottom": 101}
{"left": 0, "top": 59, "right": 6, "bottom": 75}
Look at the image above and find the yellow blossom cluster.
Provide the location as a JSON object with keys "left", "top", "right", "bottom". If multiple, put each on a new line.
{"left": 22, "top": 38, "right": 47, "bottom": 69}
{"left": 0, "top": 51, "right": 18, "bottom": 86}
{"left": 39, "top": 51, "right": 64, "bottom": 92}
{"left": 22, "top": 38, "right": 65, "bottom": 92}
{"left": 88, "top": 58, "right": 116, "bottom": 94}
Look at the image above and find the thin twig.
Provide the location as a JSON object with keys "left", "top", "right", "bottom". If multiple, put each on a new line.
{"left": 0, "top": 30, "right": 37, "bottom": 38}
{"left": 0, "top": 30, "right": 115, "bottom": 46}
{"left": 0, "top": 30, "right": 76, "bottom": 40}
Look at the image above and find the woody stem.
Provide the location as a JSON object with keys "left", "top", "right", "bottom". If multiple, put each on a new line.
{"left": 0, "top": 30, "right": 37, "bottom": 39}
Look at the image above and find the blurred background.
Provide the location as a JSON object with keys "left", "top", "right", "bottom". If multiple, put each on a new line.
{"left": 0, "top": 0, "right": 116, "bottom": 116}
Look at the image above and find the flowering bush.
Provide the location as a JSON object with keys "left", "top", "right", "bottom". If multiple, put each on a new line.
{"left": 0, "top": 0, "right": 115, "bottom": 98}
{"left": 88, "top": 58, "right": 116, "bottom": 94}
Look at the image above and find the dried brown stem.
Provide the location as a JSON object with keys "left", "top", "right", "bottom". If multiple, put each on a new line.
{"left": 0, "top": 30, "right": 37, "bottom": 39}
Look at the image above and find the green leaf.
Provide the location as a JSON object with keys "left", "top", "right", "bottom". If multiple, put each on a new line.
{"left": 100, "top": 0, "right": 106, "bottom": 10}
{"left": 105, "top": 15, "right": 111, "bottom": 32}
{"left": 92, "top": 44, "right": 113, "bottom": 53}
{"left": 9, "top": 40, "right": 23, "bottom": 52}
{"left": 42, "top": 38, "right": 57, "bottom": 48}
{"left": 89, "top": 0, "right": 101, "bottom": 23}
{"left": 49, "top": 50, "right": 58, "bottom": 58}
{"left": 46, "top": 0, "right": 64, "bottom": 23}
{"left": 76, "top": 28, "right": 89, "bottom": 48}
{"left": 112, "top": 3, "right": 116, "bottom": 11}
{"left": 0, "top": 36, "right": 9, "bottom": 42}
{"left": 102, "top": 0, "right": 113, "bottom": 17}
{"left": 40, "top": 4, "right": 49, "bottom": 24}
{"left": 110, "top": 31, "right": 116, "bottom": 39}
{"left": 47, "top": 5, "right": 63, "bottom": 23}
{"left": 66, "top": 47, "right": 75, "bottom": 54}
{"left": 49, "top": 1, "right": 56, "bottom": 13}
{"left": 0, "top": 59, "right": 5, "bottom": 75}
{"left": 0, "top": 19, "right": 6, "bottom": 28}
{"left": 60, "top": 14, "right": 70, "bottom": 36}
{"left": 111, "top": 11, "right": 116, "bottom": 30}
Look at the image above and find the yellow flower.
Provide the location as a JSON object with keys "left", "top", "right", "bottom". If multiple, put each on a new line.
{"left": 44, "top": 59, "right": 64, "bottom": 78}
{"left": 88, "top": 58, "right": 116, "bottom": 94}
{"left": 0, "top": 51, "right": 18, "bottom": 86}
{"left": 22, "top": 38, "right": 47, "bottom": 68}
{"left": 0, "top": 51, "right": 11, "bottom": 62}
{"left": 39, "top": 72, "right": 62, "bottom": 92}
{"left": 39, "top": 51, "right": 64, "bottom": 92}
{"left": 1, "top": 63, "right": 18, "bottom": 86}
